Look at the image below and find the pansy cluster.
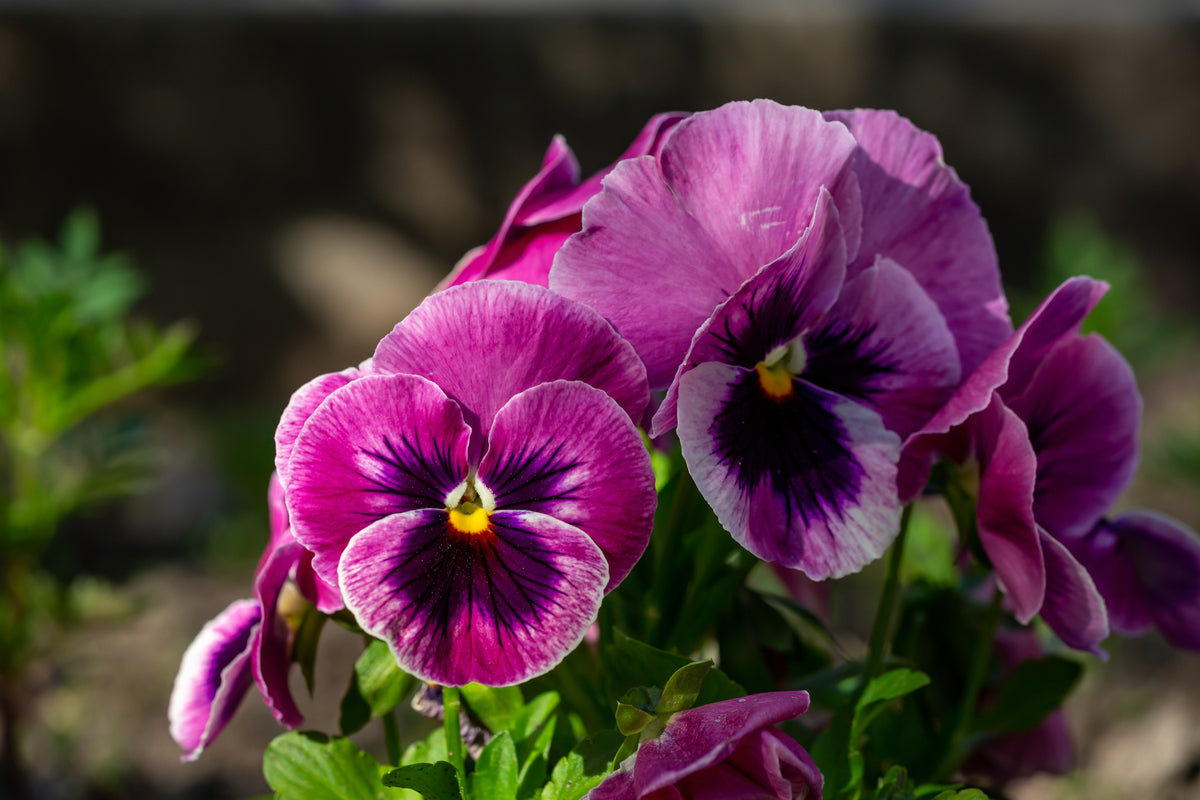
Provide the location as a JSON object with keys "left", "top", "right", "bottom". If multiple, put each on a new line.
{"left": 171, "top": 100, "right": 1200, "bottom": 799}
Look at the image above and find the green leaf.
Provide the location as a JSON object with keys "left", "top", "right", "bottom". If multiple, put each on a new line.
{"left": 614, "top": 703, "right": 655, "bottom": 736}
{"left": 340, "top": 638, "right": 416, "bottom": 735}
{"left": 600, "top": 632, "right": 744, "bottom": 710}
{"left": 402, "top": 727, "right": 449, "bottom": 767}
{"left": 357, "top": 638, "right": 417, "bottom": 716}
{"left": 929, "top": 790, "right": 988, "bottom": 800}
{"left": 970, "top": 656, "right": 1082, "bottom": 736}
{"left": 263, "top": 731, "right": 390, "bottom": 800}
{"left": 853, "top": 669, "right": 931, "bottom": 742}
{"left": 511, "top": 691, "right": 560, "bottom": 743}
{"left": 60, "top": 208, "right": 101, "bottom": 261}
{"left": 468, "top": 731, "right": 518, "bottom": 800}
{"left": 657, "top": 659, "right": 713, "bottom": 714}
{"left": 516, "top": 713, "right": 557, "bottom": 794}
{"left": 461, "top": 683, "right": 525, "bottom": 734}
{"left": 539, "top": 732, "right": 623, "bottom": 800}
{"left": 872, "top": 765, "right": 915, "bottom": 800}
{"left": 382, "top": 762, "right": 464, "bottom": 800}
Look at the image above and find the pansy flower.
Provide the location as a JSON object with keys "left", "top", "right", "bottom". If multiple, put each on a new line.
{"left": 587, "top": 691, "right": 822, "bottom": 800}
{"left": 553, "top": 100, "right": 998, "bottom": 579}
{"left": 1067, "top": 512, "right": 1200, "bottom": 651}
{"left": 903, "top": 278, "right": 1126, "bottom": 652}
{"left": 439, "top": 112, "right": 686, "bottom": 289}
{"left": 169, "top": 474, "right": 341, "bottom": 761}
{"left": 278, "top": 281, "right": 656, "bottom": 686}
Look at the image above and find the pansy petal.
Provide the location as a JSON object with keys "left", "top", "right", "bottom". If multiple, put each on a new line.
{"left": 169, "top": 599, "right": 261, "bottom": 761}
{"left": 274, "top": 366, "right": 364, "bottom": 482}
{"left": 662, "top": 100, "right": 861, "bottom": 272}
{"left": 438, "top": 135, "right": 581, "bottom": 289}
{"left": 339, "top": 508, "right": 609, "bottom": 687}
{"left": 806, "top": 256, "right": 960, "bottom": 440}
{"left": 480, "top": 380, "right": 655, "bottom": 590}
{"left": 552, "top": 155, "right": 748, "bottom": 390}
{"left": 826, "top": 108, "right": 1011, "bottom": 375}
{"left": 373, "top": 282, "right": 648, "bottom": 439}
{"left": 652, "top": 188, "right": 848, "bottom": 437}
{"left": 974, "top": 395, "right": 1045, "bottom": 623}
{"left": 902, "top": 276, "right": 1108, "bottom": 501}
{"left": 1072, "top": 512, "right": 1200, "bottom": 650}
{"left": 585, "top": 767, "right": 636, "bottom": 800}
{"left": 1038, "top": 528, "right": 1109, "bottom": 655}
{"left": 285, "top": 373, "right": 471, "bottom": 588}
{"left": 252, "top": 541, "right": 311, "bottom": 729}
{"left": 679, "top": 362, "right": 901, "bottom": 579}
{"left": 1004, "top": 334, "right": 1141, "bottom": 540}
{"left": 529, "top": 111, "right": 688, "bottom": 223}
{"left": 633, "top": 691, "right": 811, "bottom": 797}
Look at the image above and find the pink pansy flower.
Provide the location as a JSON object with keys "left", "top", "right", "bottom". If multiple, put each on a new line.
{"left": 904, "top": 278, "right": 1129, "bottom": 653}
{"left": 553, "top": 100, "right": 1005, "bottom": 579}
{"left": 587, "top": 691, "right": 822, "bottom": 800}
{"left": 1066, "top": 510, "right": 1200, "bottom": 651}
{"left": 168, "top": 474, "right": 341, "bottom": 761}
{"left": 278, "top": 281, "right": 655, "bottom": 686}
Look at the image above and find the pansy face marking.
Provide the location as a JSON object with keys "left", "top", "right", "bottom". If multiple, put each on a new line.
{"left": 281, "top": 282, "right": 655, "bottom": 687}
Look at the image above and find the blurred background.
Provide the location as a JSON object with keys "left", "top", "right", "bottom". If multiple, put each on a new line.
{"left": 0, "top": 4, "right": 1198, "bottom": 799}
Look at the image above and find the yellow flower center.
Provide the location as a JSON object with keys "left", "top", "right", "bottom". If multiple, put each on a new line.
{"left": 448, "top": 501, "right": 491, "bottom": 535}
{"left": 755, "top": 361, "right": 794, "bottom": 399}
{"left": 754, "top": 338, "right": 807, "bottom": 400}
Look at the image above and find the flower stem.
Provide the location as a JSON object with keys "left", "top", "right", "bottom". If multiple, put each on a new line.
{"left": 933, "top": 587, "right": 1004, "bottom": 781}
{"left": 862, "top": 504, "right": 913, "bottom": 687}
{"left": 382, "top": 708, "right": 401, "bottom": 766}
{"left": 442, "top": 685, "right": 467, "bottom": 796}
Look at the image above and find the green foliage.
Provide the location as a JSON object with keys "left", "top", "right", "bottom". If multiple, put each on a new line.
{"left": 341, "top": 638, "right": 417, "bottom": 735}
{"left": 264, "top": 732, "right": 392, "bottom": 800}
{"left": 468, "top": 732, "right": 518, "bottom": 800}
{"left": 969, "top": 657, "right": 1082, "bottom": 736}
{"left": 383, "top": 762, "right": 465, "bottom": 800}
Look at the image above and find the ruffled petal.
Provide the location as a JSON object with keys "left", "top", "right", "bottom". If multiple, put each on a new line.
{"left": 169, "top": 599, "right": 261, "bottom": 761}
{"left": 261, "top": 472, "right": 342, "bottom": 613}
{"left": 586, "top": 767, "right": 636, "bottom": 800}
{"left": 1038, "top": 528, "right": 1109, "bottom": 655}
{"left": 480, "top": 380, "right": 655, "bottom": 590}
{"left": 531, "top": 111, "right": 688, "bottom": 223}
{"left": 973, "top": 395, "right": 1045, "bottom": 624}
{"left": 373, "top": 282, "right": 648, "bottom": 442}
{"left": 633, "top": 692, "right": 811, "bottom": 796}
{"left": 902, "top": 276, "right": 1108, "bottom": 501}
{"left": 1071, "top": 512, "right": 1200, "bottom": 650}
{"left": 678, "top": 362, "right": 900, "bottom": 579}
{"left": 442, "top": 113, "right": 688, "bottom": 290}
{"left": 660, "top": 100, "right": 861, "bottom": 273}
{"left": 339, "top": 508, "right": 609, "bottom": 687}
{"left": 1004, "top": 333, "right": 1141, "bottom": 540}
{"left": 552, "top": 155, "right": 748, "bottom": 390}
{"left": 652, "top": 188, "right": 848, "bottom": 437}
{"left": 274, "top": 366, "right": 365, "bottom": 482}
{"left": 826, "top": 108, "right": 1011, "bottom": 375}
{"left": 252, "top": 541, "right": 305, "bottom": 729}
{"left": 805, "top": 256, "right": 959, "bottom": 440}
{"left": 285, "top": 373, "right": 471, "bottom": 588}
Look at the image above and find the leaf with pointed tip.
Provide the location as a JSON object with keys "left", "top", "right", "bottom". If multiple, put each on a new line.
{"left": 381, "top": 762, "right": 464, "bottom": 800}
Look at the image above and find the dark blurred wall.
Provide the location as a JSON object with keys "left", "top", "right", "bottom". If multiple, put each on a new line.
{"left": 1, "top": 15, "right": 1198, "bottom": 404}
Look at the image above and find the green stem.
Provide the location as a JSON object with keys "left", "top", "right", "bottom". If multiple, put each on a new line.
{"left": 645, "top": 467, "right": 698, "bottom": 645}
{"left": 442, "top": 685, "right": 467, "bottom": 797}
{"left": 861, "top": 504, "right": 913, "bottom": 687}
{"left": 933, "top": 588, "right": 1004, "bottom": 781}
{"left": 382, "top": 708, "right": 401, "bottom": 766}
